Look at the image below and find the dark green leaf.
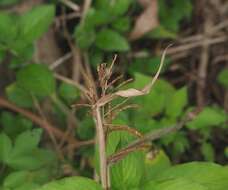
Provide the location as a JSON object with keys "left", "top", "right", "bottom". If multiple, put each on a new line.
{"left": 59, "top": 82, "right": 80, "bottom": 104}
{"left": 6, "top": 83, "right": 33, "bottom": 108}
{"left": 16, "top": 64, "right": 56, "bottom": 97}
{"left": 0, "top": 133, "right": 12, "bottom": 163}
{"left": 74, "top": 24, "right": 96, "bottom": 49}
{"left": 95, "top": 29, "right": 129, "bottom": 51}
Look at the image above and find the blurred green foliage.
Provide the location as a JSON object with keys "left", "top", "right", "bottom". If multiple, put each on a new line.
{"left": 0, "top": 0, "right": 228, "bottom": 189}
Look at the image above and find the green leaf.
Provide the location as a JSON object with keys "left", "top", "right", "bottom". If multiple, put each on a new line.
{"left": 95, "top": 29, "right": 129, "bottom": 51}
{"left": 0, "top": 112, "right": 33, "bottom": 138}
{"left": 85, "top": 8, "right": 112, "bottom": 27}
{"left": 148, "top": 25, "right": 177, "bottom": 39}
{"left": 146, "top": 162, "right": 228, "bottom": 190}
{"left": 6, "top": 83, "right": 33, "bottom": 108}
{"left": 143, "top": 178, "right": 207, "bottom": 190}
{"left": 111, "top": 151, "right": 144, "bottom": 190}
{"left": 16, "top": 64, "right": 56, "bottom": 97}
{"left": 96, "top": 0, "right": 132, "bottom": 16}
{"left": 187, "top": 107, "right": 227, "bottom": 130}
{"left": 130, "top": 56, "right": 171, "bottom": 75}
{"left": 39, "top": 177, "right": 102, "bottom": 190}
{"left": 143, "top": 150, "right": 171, "bottom": 183}
{"left": 77, "top": 118, "right": 95, "bottom": 140}
{"left": 0, "top": 133, "right": 12, "bottom": 163}
{"left": 19, "top": 5, "right": 55, "bottom": 44}
{"left": 0, "top": 12, "right": 18, "bottom": 46}
{"left": 3, "top": 171, "right": 29, "bottom": 189}
{"left": 112, "top": 17, "right": 131, "bottom": 32}
{"left": 217, "top": 69, "right": 228, "bottom": 89}
{"left": 158, "top": 0, "right": 192, "bottom": 32}
{"left": 74, "top": 24, "right": 96, "bottom": 49}
{"left": 7, "top": 148, "right": 56, "bottom": 170}
{"left": 165, "top": 87, "right": 188, "bottom": 118}
{"left": 13, "top": 129, "right": 43, "bottom": 155}
{"left": 201, "top": 142, "right": 214, "bottom": 161}
{"left": 59, "top": 82, "right": 80, "bottom": 104}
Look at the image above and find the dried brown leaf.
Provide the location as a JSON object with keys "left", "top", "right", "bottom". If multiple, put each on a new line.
{"left": 130, "top": 0, "right": 159, "bottom": 40}
{"left": 115, "top": 45, "right": 171, "bottom": 98}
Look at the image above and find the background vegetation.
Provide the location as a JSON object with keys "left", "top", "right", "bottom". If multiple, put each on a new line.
{"left": 0, "top": 0, "right": 228, "bottom": 189}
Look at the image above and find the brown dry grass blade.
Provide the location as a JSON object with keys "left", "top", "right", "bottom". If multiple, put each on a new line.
{"left": 115, "top": 45, "right": 171, "bottom": 98}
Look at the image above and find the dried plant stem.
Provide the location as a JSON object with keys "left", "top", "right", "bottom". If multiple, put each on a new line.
{"left": 94, "top": 106, "right": 108, "bottom": 189}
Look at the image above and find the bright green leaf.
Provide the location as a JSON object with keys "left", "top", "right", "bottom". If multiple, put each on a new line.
{"left": 148, "top": 162, "right": 228, "bottom": 190}
{"left": 187, "top": 107, "right": 227, "bottom": 130}
{"left": 95, "top": 29, "right": 130, "bottom": 51}
{"left": 143, "top": 150, "right": 171, "bottom": 183}
{"left": 16, "top": 64, "right": 56, "bottom": 97}
{"left": 39, "top": 177, "right": 102, "bottom": 190}
{"left": 165, "top": 87, "right": 188, "bottom": 118}
{"left": 12, "top": 129, "right": 43, "bottom": 155}
{"left": 19, "top": 5, "right": 55, "bottom": 45}
{"left": 111, "top": 151, "right": 144, "bottom": 190}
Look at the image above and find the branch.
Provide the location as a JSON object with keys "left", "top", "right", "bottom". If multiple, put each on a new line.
{"left": 108, "top": 114, "right": 191, "bottom": 164}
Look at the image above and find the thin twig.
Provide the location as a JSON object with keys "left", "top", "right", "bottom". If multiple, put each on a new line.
{"left": 108, "top": 114, "right": 191, "bottom": 164}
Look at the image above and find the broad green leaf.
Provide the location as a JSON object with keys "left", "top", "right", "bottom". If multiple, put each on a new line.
{"left": 217, "top": 69, "right": 228, "bottom": 89}
{"left": 106, "top": 131, "right": 121, "bottom": 156}
{"left": 59, "top": 83, "right": 80, "bottom": 104}
{"left": 143, "top": 178, "right": 207, "bottom": 190}
{"left": 16, "top": 64, "right": 56, "bottom": 97}
{"left": 12, "top": 129, "right": 43, "bottom": 155}
{"left": 0, "top": 133, "right": 12, "bottom": 163}
{"left": 3, "top": 171, "right": 28, "bottom": 189}
{"left": 165, "top": 87, "right": 188, "bottom": 118}
{"left": 111, "top": 151, "right": 144, "bottom": 190}
{"left": 39, "top": 177, "right": 102, "bottom": 190}
{"left": 19, "top": 5, "right": 55, "bottom": 44}
{"left": 143, "top": 150, "right": 171, "bottom": 183}
{"left": 7, "top": 148, "right": 56, "bottom": 170}
{"left": 6, "top": 83, "right": 33, "bottom": 108}
{"left": 201, "top": 142, "right": 214, "bottom": 161}
{"left": 187, "top": 107, "right": 227, "bottom": 130}
{"left": 95, "top": 29, "right": 129, "bottom": 51}
{"left": 149, "top": 162, "right": 228, "bottom": 190}
{"left": 84, "top": 8, "right": 112, "bottom": 27}
{"left": 0, "top": 112, "right": 33, "bottom": 138}
{"left": 0, "top": 12, "right": 18, "bottom": 45}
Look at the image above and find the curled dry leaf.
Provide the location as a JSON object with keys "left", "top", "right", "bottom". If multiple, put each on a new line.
{"left": 115, "top": 45, "right": 171, "bottom": 98}
{"left": 129, "top": 0, "right": 159, "bottom": 40}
